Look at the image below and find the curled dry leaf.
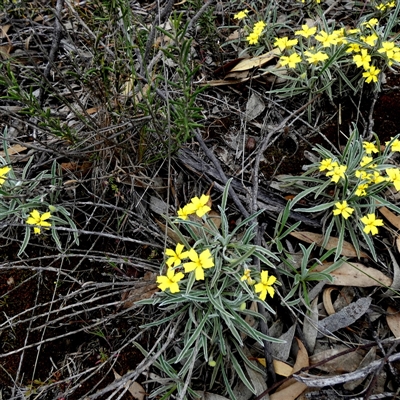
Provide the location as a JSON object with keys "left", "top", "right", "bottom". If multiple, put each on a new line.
{"left": 229, "top": 48, "right": 280, "bottom": 72}
{"left": 386, "top": 306, "right": 400, "bottom": 337}
{"left": 313, "top": 262, "right": 392, "bottom": 287}
{"left": 323, "top": 287, "right": 339, "bottom": 316}
{"left": 290, "top": 231, "right": 368, "bottom": 258}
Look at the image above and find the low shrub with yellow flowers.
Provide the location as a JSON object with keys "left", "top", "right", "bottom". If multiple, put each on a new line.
{"left": 136, "top": 180, "right": 283, "bottom": 399}
{"left": 0, "top": 151, "right": 78, "bottom": 255}
{"left": 232, "top": 2, "right": 400, "bottom": 114}
{"left": 285, "top": 126, "right": 400, "bottom": 260}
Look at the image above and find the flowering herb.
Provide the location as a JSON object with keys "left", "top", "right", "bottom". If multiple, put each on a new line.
{"left": 26, "top": 209, "right": 52, "bottom": 235}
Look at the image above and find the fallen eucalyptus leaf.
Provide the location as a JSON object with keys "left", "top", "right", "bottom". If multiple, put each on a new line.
{"left": 302, "top": 297, "right": 319, "bottom": 354}
{"left": 309, "top": 346, "right": 364, "bottom": 373}
{"left": 113, "top": 370, "right": 145, "bottom": 400}
{"left": 290, "top": 231, "right": 368, "bottom": 258}
{"left": 313, "top": 262, "right": 392, "bottom": 287}
{"left": 317, "top": 297, "right": 372, "bottom": 338}
{"left": 386, "top": 306, "right": 400, "bottom": 337}
{"left": 245, "top": 93, "right": 265, "bottom": 121}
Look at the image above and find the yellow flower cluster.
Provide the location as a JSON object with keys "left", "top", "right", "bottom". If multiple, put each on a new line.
{"left": 318, "top": 138, "right": 400, "bottom": 235}
{"left": 375, "top": 0, "right": 396, "bottom": 11}
{"left": 157, "top": 243, "right": 215, "bottom": 293}
{"left": 273, "top": 12, "right": 400, "bottom": 86}
{"left": 241, "top": 268, "right": 277, "bottom": 301}
{"left": 177, "top": 194, "right": 211, "bottom": 219}
{"left": 247, "top": 21, "right": 267, "bottom": 45}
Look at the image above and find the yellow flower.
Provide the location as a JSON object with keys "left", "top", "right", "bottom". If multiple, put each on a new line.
{"left": 363, "top": 66, "right": 380, "bottom": 84}
{"left": 234, "top": 10, "right": 249, "bottom": 20}
{"left": 247, "top": 31, "right": 261, "bottom": 45}
{"left": 362, "top": 141, "right": 379, "bottom": 154}
{"left": 362, "top": 18, "right": 378, "bottom": 28}
{"left": 254, "top": 271, "right": 277, "bottom": 301}
{"left": 177, "top": 203, "right": 196, "bottom": 220}
{"left": 386, "top": 138, "right": 400, "bottom": 152}
{"left": 280, "top": 53, "right": 302, "bottom": 68}
{"left": 376, "top": 2, "right": 387, "bottom": 10}
{"left": 360, "top": 156, "right": 375, "bottom": 167}
{"left": 156, "top": 268, "right": 184, "bottom": 293}
{"left": 295, "top": 24, "right": 317, "bottom": 38}
{"left": 184, "top": 249, "right": 214, "bottom": 280}
{"left": 253, "top": 21, "right": 266, "bottom": 34}
{"left": 386, "top": 168, "right": 400, "bottom": 190}
{"left": 165, "top": 243, "right": 189, "bottom": 267}
{"left": 355, "top": 184, "right": 368, "bottom": 196}
{"left": 26, "top": 209, "right": 52, "bottom": 234}
{"left": 355, "top": 170, "right": 372, "bottom": 180}
{"left": 389, "top": 49, "right": 400, "bottom": 65}
{"left": 360, "top": 34, "right": 378, "bottom": 47}
{"left": 319, "top": 158, "right": 338, "bottom": 171}
{"left": 333, "top": 201, "right": 354, "bottom": 219}
{"left": 353, "top": 49, "right": 371, "bottom": 69}
{"left": 304, "top": 50, "right": 329, "bottom": 64}
{"left": 346, "top": 43, "right": 361, "bottom": 53}
{"left": 378, "top": 41, "right": 396, "bottom": 58}
{"left": 241, "top": 268, "right": 255, "bottom": 285}
{"left": 315, "top": 30, "right": 338, "bottom": 47}
{"left": 0, "top": 166, "right": 11, "bottom": 185}
{"left": 326, "top": 165, "right": 347, "bottom": 183}
{"left": 189, "top": 194, "right": 211, "bottom": 217}
{"left": 361, "top": 214, "right": 384, "bottom": 235}
{"left": 274, "top": 36, "right": 298, "bottom": 51}
{"left": 332, "top": 28, "right": 347, "bottom": 45}
{"left": 371, "top": 171, "right": 386, "bottom": 184}
{"left": 387, "top": 0, "right": 396, "bottom": 7}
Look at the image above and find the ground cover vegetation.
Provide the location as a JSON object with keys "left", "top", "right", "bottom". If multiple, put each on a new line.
{"left": 1, "top": 0, "right": 400, "bottom": 399}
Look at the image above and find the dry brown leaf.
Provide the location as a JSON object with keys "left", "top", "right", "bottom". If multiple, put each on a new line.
{"left": 386, "top": 306, "right": 400, "bottom": 337}
{"left": 323, "top": 287, "right": 339, "bottom": 316}
{"left": 206, "top": 210, "right": 221, "bottom": 230}
{"left": 155, "top": 219, "right": 185, "bottom": 244}
{"left": 313, "top": 262, "right": 392, "bottom": 287}
{"left": 113, "top": 370, "right": 145, "bottom": 399}
{"left": 317, "top": 297, "right": 372, "bottom": 338}
{"left": 257, "top": 358, "right": 293, "bottom": 377}
{"left": 379, "top": 206, "right": 400, "bottom": 230}
{"left": 273, "top": 360, "right": 293, "bottom": 377}
{"left": 310, "top": 347, "right": 364, "bottom": 373}
{"left": 277, "top": 338, "right": 309, "bottom": 390}
{"left": 290, "top": 231, "right": 368, "bottom": 258}
{"left": 343, "top": 347, "right": 377, "bottom": 391}
{"left": 270, "top": 382, "right": 308, "bottom": 400}
{"left": 302, "top": 297, "right": 319, "bottom": 354}
{"left": 121, "top": 273, "right": 159, "bottom": 309}
{"left": 0, "top": 44, "right": 12, "bottom": 59}
{"left": 0, "top": 144, "right": 27, "bottom": 157}
{"left": 0, "top": 25, "right": 11, "bottom": 38}
{"left": 229, "top": 48, "right": 280, "bottom": 72}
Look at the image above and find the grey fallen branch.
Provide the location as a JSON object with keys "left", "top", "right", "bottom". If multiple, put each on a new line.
{"left": 293, "top": 351, "right": 400, "bottom": 387}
